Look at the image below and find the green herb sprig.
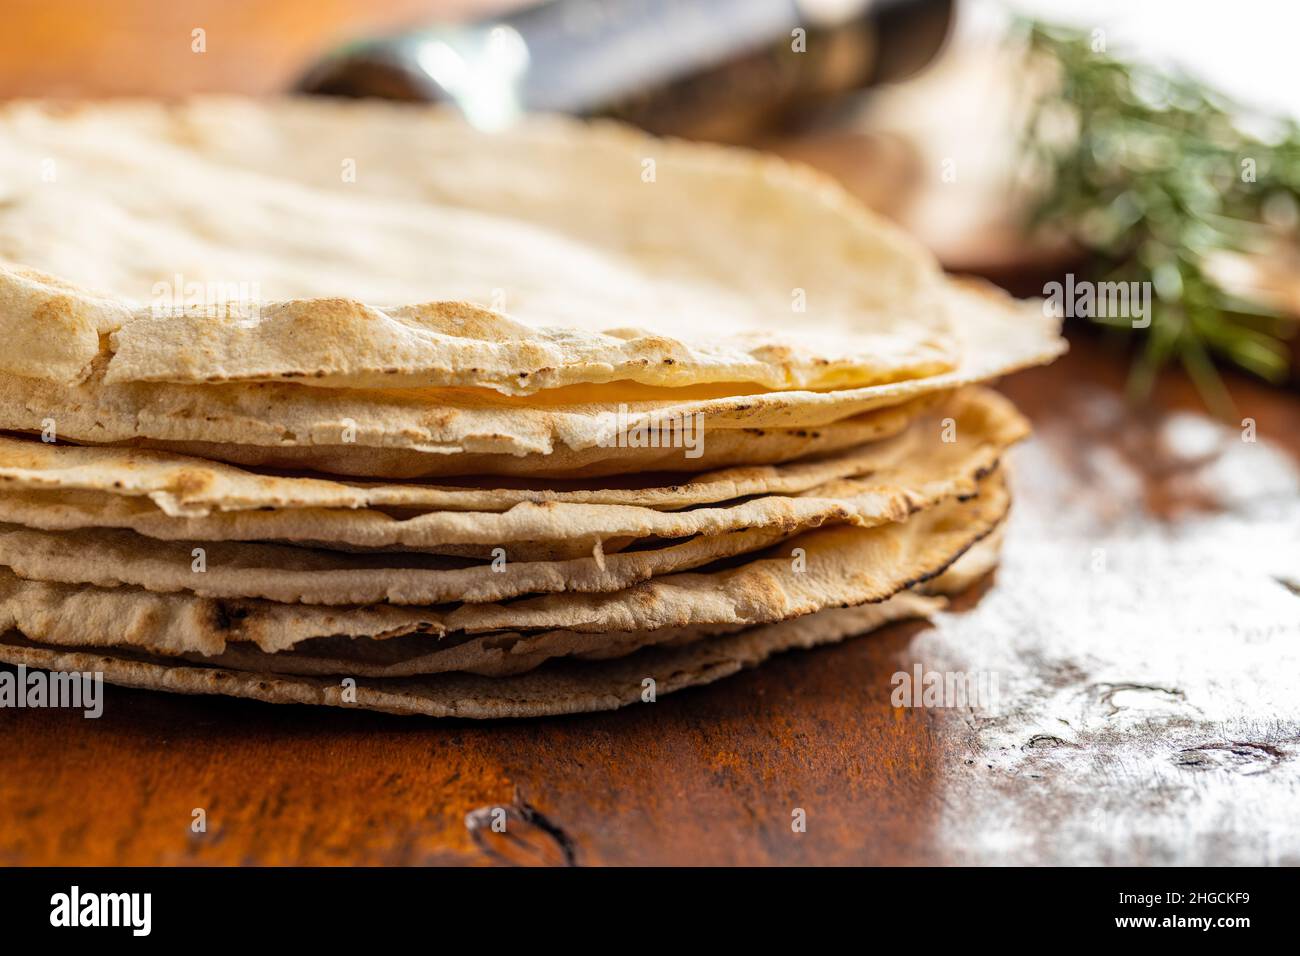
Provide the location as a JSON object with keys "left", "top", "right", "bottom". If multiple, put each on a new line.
{"left": 1019, "top": 22, "right": 1299, "bottom": 414}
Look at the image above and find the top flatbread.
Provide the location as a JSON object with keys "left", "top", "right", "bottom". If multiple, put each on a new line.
{"left": 0, "top": 98, "right": 953, "bottom": 394}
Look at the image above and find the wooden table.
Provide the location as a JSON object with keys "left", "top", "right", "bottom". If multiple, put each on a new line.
{"left": 1, "top": 0, "right": 1298, "bottom": 867}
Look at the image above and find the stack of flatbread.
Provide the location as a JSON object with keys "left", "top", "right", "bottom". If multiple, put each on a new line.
{"left": 0, "top": 99, "right": 1063, "bottom": 717}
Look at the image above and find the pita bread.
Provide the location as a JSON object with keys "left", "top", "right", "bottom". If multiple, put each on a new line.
{"left": 0, "top": 523, "right": 791, "bottom": 606}
{"left": 0, "top": 490, "right": 631, "bottom": 561}
{"left": 0, "top": 282, "right": 1061, "bottom": 477}
{"left": 0, "top": 98, "right": 953, "bottom": 394}
{"left": 0, "top": 526, "right": 1004, "bottom": 717}
{"left": 0, "top": 474, "right": 1007, "bottom": 657}
{"left": 0, "top": 594, "right": 926, "bottom": 718}
{"left": 184, "top": 531, "right": 1005, "bottom": 679}
{"left": 132, "top": 407, "right": 917, "bottom": 480}
{"left": 0, "top": 390, "right": 1023, "bottom": 559}
{"left": 0, "top": 398, "right": 944, "bottom": 518}
{"left": 0, "top": 98, "right": 1056, "bottom": 718}
{"left": 0, "top": 390, "right": 1019, "bottom": 605}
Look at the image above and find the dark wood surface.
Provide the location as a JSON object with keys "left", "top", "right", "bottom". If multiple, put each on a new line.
{"left": 1, "top": 0, "right": 1298, "bottom": 867}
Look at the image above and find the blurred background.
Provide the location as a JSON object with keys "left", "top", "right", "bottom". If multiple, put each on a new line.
{"left": 2, "top": 0, "right": 1297, "bottom": 410}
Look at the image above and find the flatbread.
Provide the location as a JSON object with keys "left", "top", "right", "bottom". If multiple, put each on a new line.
{"left": 0, "top": 593, "right": 929, "bottom": 718}
{"left": 185, "top": 530, "right": 1006, "bottom": 679}
{"left": 0, "top": 98, "right": 1052, "bottom": 719}
{"left": 0, "top": 98, "right": 953, "bottom": 394}
{"left": 0, "top": 523, "right": 792, "bottom": 606}
{"left": 0, "top": 530, "right": 1003, "bottom": 717}
{"left": 133, "top": 407, "right": 917, "bottom": 480}
{"left": 0, "top": 398, "right": 945, "bottom": 517}
{"left": 0, "top": 390, "right": 1024, "bottom": 554}
{"left": 0, "top": 390, "right": 1020, "bottom": 604}
{"left": 0, "top": 282, "right": 1062, "bottom": 477}
{"left": 0, "top": 473, "right": 1008, "bottom": 657}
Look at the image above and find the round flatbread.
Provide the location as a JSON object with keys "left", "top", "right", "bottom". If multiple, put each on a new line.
{"left": 0, "top": 98, "right": 953, "bottom": 395}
